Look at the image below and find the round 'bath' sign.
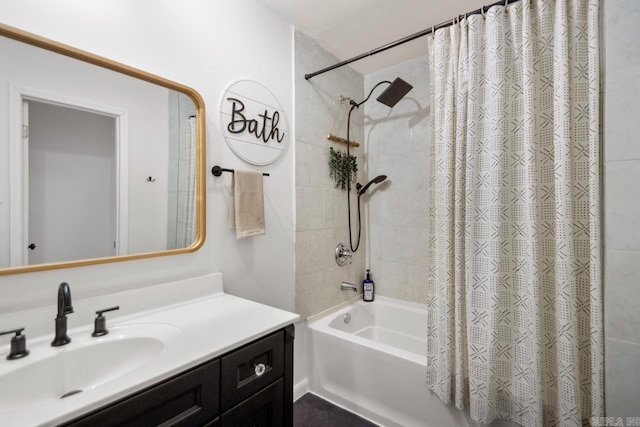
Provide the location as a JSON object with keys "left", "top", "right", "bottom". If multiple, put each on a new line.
{"left": 219, "top": 79, "right": 289, "bottom": 166}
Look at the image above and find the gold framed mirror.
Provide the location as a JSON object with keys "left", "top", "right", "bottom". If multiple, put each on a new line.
{"left": 0, "top": 23, "right": 206, "bottom": 275}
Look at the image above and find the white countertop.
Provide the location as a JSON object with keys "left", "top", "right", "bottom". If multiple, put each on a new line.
{"left": 0, "top": 275, "right": 299, "bottom": 426}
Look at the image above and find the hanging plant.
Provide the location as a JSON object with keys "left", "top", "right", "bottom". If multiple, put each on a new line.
{"left": 328, "top": 147, "right": 358, "bottom": 190}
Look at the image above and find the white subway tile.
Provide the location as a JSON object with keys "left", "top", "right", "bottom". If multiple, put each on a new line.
{"left": 605, "top": 250, "right": 640, "bottom": 343}
{"left": 605, "top": 338, "right": 640, "bottom": 418}
{"left": 604, "top": 161, "right": 640, "bottom": 251}
{"left": 604, "top": 67, "right": 640, "bottom": 162}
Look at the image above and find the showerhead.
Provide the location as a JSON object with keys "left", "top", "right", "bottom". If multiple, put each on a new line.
{"left": 376, "top": 77, "right": 413, "bottom": 108}
{"left": 357, "top": 175, "right": 387, "bottom": 195}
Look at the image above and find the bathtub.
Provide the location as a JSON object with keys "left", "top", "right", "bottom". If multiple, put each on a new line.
{"left": 307, "top": 296, "right": 514, "bottom": 427}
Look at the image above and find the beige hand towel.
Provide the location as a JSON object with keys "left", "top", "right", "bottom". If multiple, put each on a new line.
{"left": 228, "top": 170, "right": 265, "bottom": 239}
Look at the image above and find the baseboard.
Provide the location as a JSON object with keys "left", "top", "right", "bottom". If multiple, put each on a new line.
{"left": 293, "top": 378, "right": 309, "bottom": 401}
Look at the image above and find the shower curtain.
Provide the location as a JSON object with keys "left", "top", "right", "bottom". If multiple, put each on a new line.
{"left": 425, "top": 0, "right": 602, "bottom": 426}
{"left": 176, "top": 116, "right": 197, "bottom": 247}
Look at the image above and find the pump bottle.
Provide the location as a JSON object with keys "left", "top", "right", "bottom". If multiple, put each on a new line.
{"left": 363, "top": 269, "right": 374, "bottom": 302}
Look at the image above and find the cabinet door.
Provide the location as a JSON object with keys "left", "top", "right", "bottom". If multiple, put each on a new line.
{"left": 221, "top": 378, "right": 283, "bottom": 427}
{"left": 63, "top": 360, "right": 220, "bottom": 427}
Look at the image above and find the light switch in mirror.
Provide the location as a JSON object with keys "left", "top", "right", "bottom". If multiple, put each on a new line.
{"left": 0, "top": 24, "right": 206, "bottom": 275}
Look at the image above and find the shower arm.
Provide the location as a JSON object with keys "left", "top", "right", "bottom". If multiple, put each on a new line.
{"left": 348, "top": 81, "right": 392, "bottom": 111}
{"left": 345, "top": 81, "right": 392, "bottom": 253}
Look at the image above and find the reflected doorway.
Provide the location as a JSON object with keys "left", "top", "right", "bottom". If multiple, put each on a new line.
{"left": 26, "top": 100, "right": 117, "bottom": 264}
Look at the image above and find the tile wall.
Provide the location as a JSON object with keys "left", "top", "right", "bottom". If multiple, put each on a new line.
{"left": 603, "top": 0, "right": 640, "bottom": 418}
{"left": 294, "top": 32, "right": 366, "bottom": 319}
{"left": 364, "top": 55, "right": 431, "bottom": 303}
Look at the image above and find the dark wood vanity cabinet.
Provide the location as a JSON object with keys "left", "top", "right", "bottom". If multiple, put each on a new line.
{"left": 62, "top": 325, "right": 294, "bottom": 427}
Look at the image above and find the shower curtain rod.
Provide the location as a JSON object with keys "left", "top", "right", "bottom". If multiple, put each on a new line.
{"left": 304, "top": 0, "right": 520, "bottom": 80}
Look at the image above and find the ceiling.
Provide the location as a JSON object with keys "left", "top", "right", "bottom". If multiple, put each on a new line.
{"left": 256, "top": 0, "right": 487, "bottom": 76}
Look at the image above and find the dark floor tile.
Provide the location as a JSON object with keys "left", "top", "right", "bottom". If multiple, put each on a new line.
{"left": 293, "top": 393, "right": 378, "bottom": 427}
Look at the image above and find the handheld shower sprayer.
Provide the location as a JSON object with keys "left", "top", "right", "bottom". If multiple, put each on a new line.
{"left": 357, "top": 175, "right": 387, "bottom": 196}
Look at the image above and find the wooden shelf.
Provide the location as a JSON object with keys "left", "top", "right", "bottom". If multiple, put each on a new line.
{"left": 327, "top": 133, "right": 360, "bottom": 148}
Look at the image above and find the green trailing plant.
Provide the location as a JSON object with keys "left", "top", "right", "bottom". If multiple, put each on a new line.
{"left": 328, "top": 147, "right": 358, "bottom": 190}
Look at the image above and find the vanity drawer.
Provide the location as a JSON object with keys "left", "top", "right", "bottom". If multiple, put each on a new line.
{"left": 220, "top": 330, "right": 284, "bottom": 412}
{"left": 64, "top": 359, "right": 220, "bottom": 427}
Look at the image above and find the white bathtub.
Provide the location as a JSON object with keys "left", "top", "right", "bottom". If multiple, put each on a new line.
{"left": 307, "top": 296, "right": 515, "bottom": 427}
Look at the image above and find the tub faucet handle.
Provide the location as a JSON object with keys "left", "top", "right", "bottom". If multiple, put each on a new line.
{"left": 336, "top": 243, "right": 353, "bottom": 266}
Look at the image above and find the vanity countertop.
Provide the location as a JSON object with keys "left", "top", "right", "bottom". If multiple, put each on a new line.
{"left": 0, "top": 275, "right": 299, "bottom": 426}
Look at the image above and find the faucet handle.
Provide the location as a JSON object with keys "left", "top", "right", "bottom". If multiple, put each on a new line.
{"left": 0, "top": 327, "right": 30, "bottom": 360}
{"left": 335, "top": 243, "right": 353, "bottom": 266}
{"left": 92, "top": 306, "right": 120, "bottom": 337}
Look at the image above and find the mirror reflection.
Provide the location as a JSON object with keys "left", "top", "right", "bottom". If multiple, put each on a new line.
{"left": 0, "top": 25, "right": 205, "bottom": 273}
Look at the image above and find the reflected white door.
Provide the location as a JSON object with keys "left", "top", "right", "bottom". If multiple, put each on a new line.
{"left": 27, "top": 100, "right": 117, "bottom": 264}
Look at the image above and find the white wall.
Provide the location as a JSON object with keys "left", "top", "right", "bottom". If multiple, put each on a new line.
{"left": 0, "top": 0, "right": 294, "bottom": 319}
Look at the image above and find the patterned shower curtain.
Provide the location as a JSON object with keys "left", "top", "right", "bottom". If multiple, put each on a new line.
{"left": 425, "top": 0, "right": 602, "bottom": 426}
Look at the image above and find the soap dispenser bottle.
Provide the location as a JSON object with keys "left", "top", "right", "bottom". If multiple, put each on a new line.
{"left": 363, "top": 269, "right": 374, "bottom": 302}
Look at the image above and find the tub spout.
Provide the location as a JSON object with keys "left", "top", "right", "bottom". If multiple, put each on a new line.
{"left": 340, "top": 282, "right": 357, "bottom": 292}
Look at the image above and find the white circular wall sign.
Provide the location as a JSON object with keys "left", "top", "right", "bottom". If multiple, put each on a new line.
{"left": 219, "top": 79, "right": 289, "bottom": 166}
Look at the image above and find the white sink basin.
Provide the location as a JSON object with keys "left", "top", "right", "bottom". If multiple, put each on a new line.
{"left": 0, "top": 322, "right": 182, "bottom": 413}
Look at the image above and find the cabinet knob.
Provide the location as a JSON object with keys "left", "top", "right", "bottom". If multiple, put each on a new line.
{"left": 254, "top": 363, "right": 267, "bottom": 377}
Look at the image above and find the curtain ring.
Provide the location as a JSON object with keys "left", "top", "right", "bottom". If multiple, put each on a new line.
{"left": 482, "top": 6, "right": 486, "bottom": 17}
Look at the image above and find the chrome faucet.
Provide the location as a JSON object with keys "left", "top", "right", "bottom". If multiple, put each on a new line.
{"left": 51, "top": 282, "right": 73, "bottom": 346}
{"left": 340, "top": 281, "right": 357, "bottom": 292}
